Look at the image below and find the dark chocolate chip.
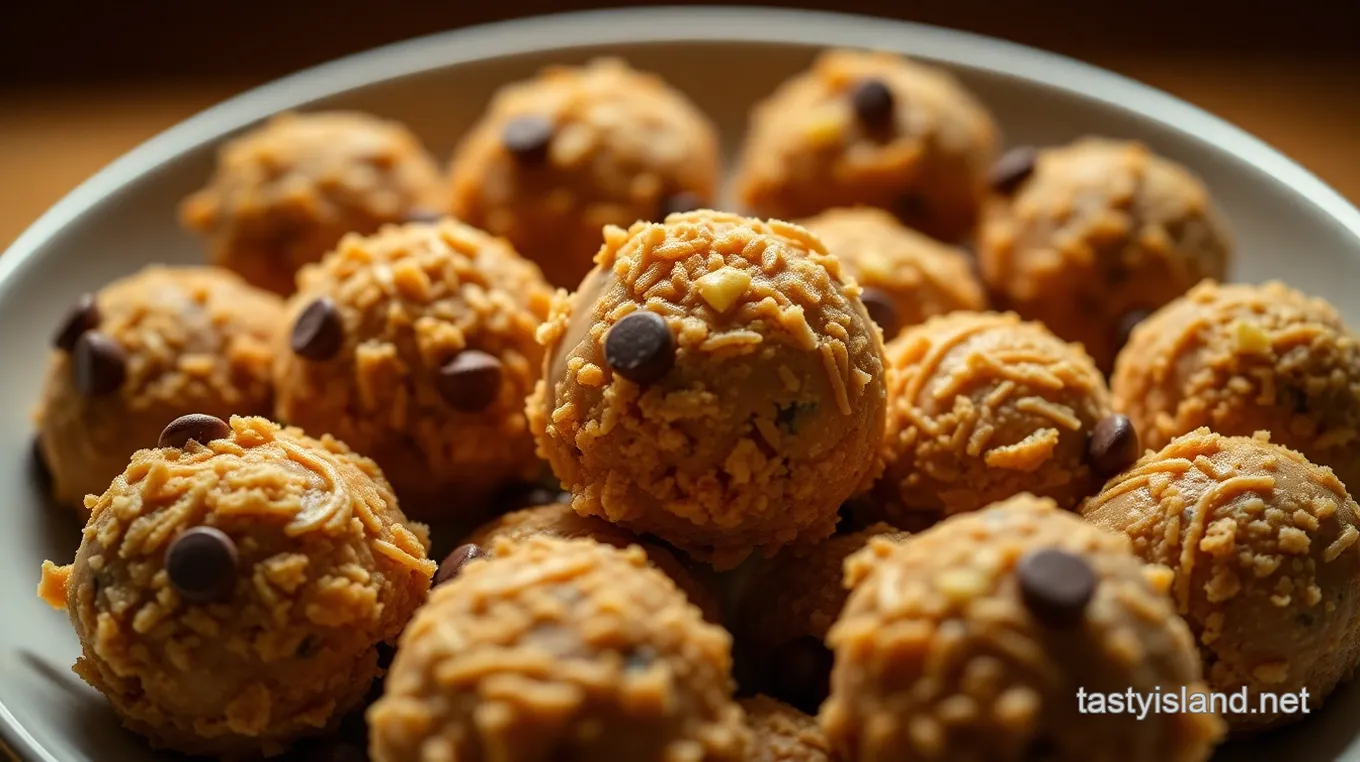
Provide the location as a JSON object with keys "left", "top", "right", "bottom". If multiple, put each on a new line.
{"left": 303, "top": 739, "right": 368, "bottom": 762}
{"left": 165, "top": 526, "right": 239, "bottom": 604}
{"left": 767, "top": 635, "right": 834, "bottom": 715}
{"left": 434, "top": 543, "right": 489, "bottom": 587}
{"left": 291, "top": 297, "right": 345, "bottom": 361}
{"left": 1017, "top": 548, "right": 1097, "bottom": 627}
{"left": 859, "top": 287, "right": 901, "bottom": 338}
{"left": 657, "top": 191, "right": 705, "bottom": 220}
{"left": 72, "top": 331, "right": 126, "bottom": 397}
{"left": 849, "top": 78, "right": 896, "bottom": 128}
{"left": 1114, "top": 308, "right": 1152, "bottom": 350}
{"left": 501, "top": 115, "right": 554, "bottom": 163}
{"left": 158, "top": 414, "right": 232, "bottom": 450}
{"left": 604, "top": 311, "right": 675, "bottom": 385}
{"left": 403, "top": 208, "right": 445, "bottom": 224}
{"left": 30, "top": 435, "right": 52, "bottom": 494}
{"left": 1088, "top": 413, "right": 1141, "bottom": 478}
{"left": 436, "top": 350, "right": 503, "bottom": 411}
{"left": 53, "top": 293, "right": 100, "bottom": 352}
{"left": 989, "top": 146, "right": 1038, "bottom": 195}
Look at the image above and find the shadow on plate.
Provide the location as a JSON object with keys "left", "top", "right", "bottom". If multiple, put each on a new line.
{"left": 1214, "top": 678, "right": 1360, "bottom": 762}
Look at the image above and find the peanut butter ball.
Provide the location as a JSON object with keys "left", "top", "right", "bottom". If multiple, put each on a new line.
{"left": 823, "top": 494, "right": 1224, "bottom": 762}
{"left": 181, "top": 111, "right": 446, "bottom": 295}
{"left": 742, "top": 696, "right": 832, "bottom": 762}
{"left": 530, "top": 211, "right": 887, "bottom": 567}
{"left": 1081, "top": 428, "right": 1360, "bottom": 732}
{"left": 38, "top": 415, "right": 434, "bottom": 757}
{"left": 448, "top": 58, "right": 721, "bottom": 288}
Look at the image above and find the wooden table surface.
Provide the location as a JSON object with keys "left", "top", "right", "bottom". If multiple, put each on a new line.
{"left": 1, "top": 53, "right": 1356, "bottom": 250}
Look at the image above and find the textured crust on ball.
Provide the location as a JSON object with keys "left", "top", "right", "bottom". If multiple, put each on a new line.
{"left": 37, "top": 416, "right": 434, "bottom": 757}
{"left": 273, "top": 220, "right": 553, "bottom": 517}
{"left": 801, "top": 207, "right": 986, "bottom": 336}
{"left": 873, "top": 311, "right": 1112, "bottom": 522}
{"left": 35, "top": 266, "right": 283, "bottom": 510}
{"left": 741, "top": 696, "right": 832, "bottom": 762}
{"left": 448, "top": 57, "right": 721, "bottom": 288}
{"left": 530, "top": 211, "right": 888, "bottom": 567}
{"left": 368, "top": 537, "right": 749, "bottom": 762}
{"left": 822, "top": 494, "right": 1224, "bottom": 762}
{"left": 979, "top": 138, "right": 1231, "bottom": 370}
{"left": 1081, "top": 428, "right": 1360, "bottom": 732}
{"left": 465, "top": 502, "right": 724, "bottom": 624}
{"left": 1112, "top": 280, "right": 1360, "bottom": 493}
{"left": 734, "top": 49, "right": 999, "bottom": 243}
{"left": 180, "top": 111, "right": 446, "bottom": 295}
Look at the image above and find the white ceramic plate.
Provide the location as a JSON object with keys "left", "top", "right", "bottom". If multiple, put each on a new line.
{"left": 3, "top": 7, "right": 1359, "bottom": 761}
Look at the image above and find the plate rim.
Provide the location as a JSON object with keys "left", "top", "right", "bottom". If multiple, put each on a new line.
{"left": 4, "top": 6, "right": 1359, "bottom": 761}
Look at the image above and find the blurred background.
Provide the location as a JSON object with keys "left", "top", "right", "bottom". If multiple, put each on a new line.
{"left": 1, "top": 0, "right": 1356, "bottom": 248}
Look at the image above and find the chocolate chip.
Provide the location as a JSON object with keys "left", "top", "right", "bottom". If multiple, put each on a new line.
{"left": 158, "top": 414, "right": 232, "bottom": 450}
{"left": 165, "top": 526, "right": 238, "bottom": 604}
{"left": 291, "top": 297, "right": 344, "bottom": 361}
{"left": 30, "top": 435, "right": 52, "bottom": 494}
{"left": 859, "top": 287, "right": 900, "bottom": 338}
{"left": 403, "top": 208, "right": 444, "bottom": 224}
{"left": 501, "top": 115, "right": 554, "bottom": 164}
{"left": 768, "top": 636, "right": 834, "bottom": 714}
{"left": 434, "top": 543, "right": 489, "bottom": 587}
{"left": 990, "top": 146, "right": 1038, "bottom": 195}
{"left": 53, "top": 293, "right": 100, "bottom": 352}
{"left": 849, "top": 78, "right": 895, "bottom": 128}
{"left": 72, "top": 331, "right": 126, "bottom": 397}
{"left": 604, "top": 311, "right": 675, "bottom": 385}
{"left": 436, "top": 350, "right": 503, "bottom": 411}
{"left": 1017, "top": 548, "right": 1097, "bottom": 627}
{"left": 1114, "top": 308, "right": 1152, "bottom": 350}
{"left": 1088, "top": 413, "right": 1140, "bottom": 478}
{"left": 657, "top": 191, "right": 705, "bottom": 220}
{"left": 303, "top": 739, "right": 368, "bottom": 762}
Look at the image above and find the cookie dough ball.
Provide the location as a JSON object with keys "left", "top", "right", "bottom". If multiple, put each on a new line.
{"left": 37, "top": 415, "right": 435, "bottom": 757}
{"left": 458, "top": 501, "right": 723, "bottom": 623}
{"left": 180, "top": 111, "right": 446, "bottom": 295}
{"left": 873, "top": 311, "right": 1116, "bottom": 524}
{"left": 741, "top": 696, "right": 832, "bottom": 762}
{"left": 448, "top": 58, "right": 721, "bottom": 288}
{"left": 1113, "top": 280, "right": 1360, "bottom": 492}
{"left": 734, "top": 50, "right": 999, "bottom": 243}
{"left": 35, "top": 266, "right": 282, "bottom": 510}
{"left": 1082, "top": 429, "right": 1360, "bottom": 732}
{"left": 738, "top": 524, "right": 904, "bottom": 713}
{"left": 823, "top": 494, "right": 1224, "bottom": 762}
{"left": 368, "top": 537, "right": 749, "bottom": 762}
{"left": 979, "top": 138, "right": 1232, "bottom": 370}
{"left": 801, "top": 207, "right": 985, "bottom": 339}
{"left": 274, "top": 220, "right": 553, "bottom": 517}
{"left": 531, "top": 211, "right": 888, "bottom": 567}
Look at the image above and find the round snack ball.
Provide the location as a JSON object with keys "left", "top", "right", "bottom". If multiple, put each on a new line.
{"left": 273, "top": 219, "right": 553, "bottom": 518}
{"left": 530, "top": 211, "right": 888, "bottom": 567}
{"left": 368, "top": 537, "right": 749, "bottom": 762}
{"left": 800, "top": 207, "right": 985, "bottom": 339}
{"left": 1112, "top": 280, "right": 1360, "bottom": 492}
{"left": 460, "top": 501, "right": 724, "bottom": 623}
{"left": 822, "top": 494, "right": 1224, "bottom": 761}
{"left": 36, "top": 416, "right": 435, "bottom": 757}
{"left": 741, "top": 695, "right": 832, "bottom": 762}
{"left": 35, "top": 266, "right": 282, "bottom": 511}
{"left": 872, "top": 311, "right": 1115, "bottom": 524}
{"left": 733, "top": 49, "right": 999, "bottom": 244}
{"left": 1081, "top": 428, "right": 1360, "bottom": 732}
{"left": 448, "top": 58, "right": 721, "bottom": 288}
{"left": 737, "top": 524, "right": 905, "bottom": 714}
{"left": 179, "top": 111, "right": 446, "bottom": 295}
{"left": 978, "top": 138, "right": 1232, "bottom": 371}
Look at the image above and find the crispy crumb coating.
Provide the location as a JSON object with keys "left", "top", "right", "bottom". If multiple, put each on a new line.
{"left": 742, "top": 696, "right": 832, "bottom": 762}
{"left": 1081, "top": 428, "right": 1360, "bottom": 732}
{"left": 38, "top": 416, "right": 434, "bottom": 757}
{"left": 530, "top": 210, "right": 887, "bottom": 568}
{"left": 368, "top": 536, "right": 749, "bottom": 762}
